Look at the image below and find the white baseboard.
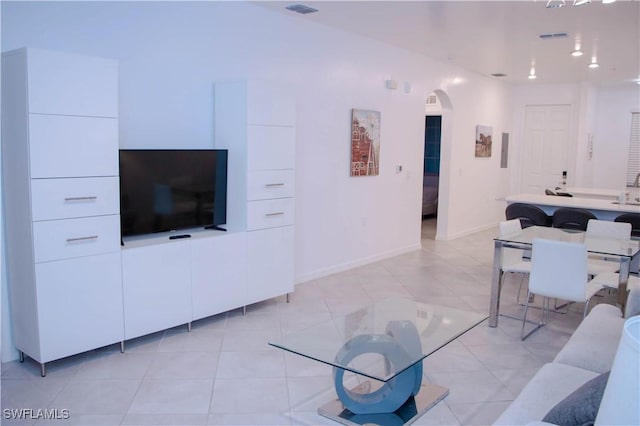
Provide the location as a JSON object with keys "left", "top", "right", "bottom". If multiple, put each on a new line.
{"left": 295, "top": 243, "right": 422, "bottom": 284}
{"left": 436, "top": 222, "right": 497, "bottom": 241}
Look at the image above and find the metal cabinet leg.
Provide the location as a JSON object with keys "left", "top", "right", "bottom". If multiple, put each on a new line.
{"left": 40, "top": 363, "right": 46, "bottom": 378}
{"left": 187, "top": 322, "right": 192, "bottom": 332}
{"left": 286, "top": 293, "right": 291, "bottom": 303}
{"left": 242, "top": 305, "right": 247, "bottom": 316}
{"left": 120, "top": 341, "right": 125, "bottom": 353}
{"left": 19, "top": 351, "right": 24, "bottom": 363}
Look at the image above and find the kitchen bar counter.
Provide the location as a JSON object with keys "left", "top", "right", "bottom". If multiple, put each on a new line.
{"left": 505, "top": 193, "right": 640, "bottom": 220}
{"left": 565, "top": 187, "right": 631, "bottom": 200}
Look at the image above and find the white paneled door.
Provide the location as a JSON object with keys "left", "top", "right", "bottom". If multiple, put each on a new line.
{"left": 521, "top": 105, "right": 571, "bottom": 193}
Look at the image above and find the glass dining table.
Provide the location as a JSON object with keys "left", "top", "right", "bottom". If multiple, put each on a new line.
{"left": 489, "top": 225, "right": 640, "bottom": 327}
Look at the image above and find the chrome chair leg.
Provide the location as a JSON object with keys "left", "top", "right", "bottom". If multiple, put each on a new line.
{"left": 521, "top": 291, "right": 531, "bottom": 339}
{"left": 516, "top": 274, "right": 527, "bottom": 305}
{"left": 522, "top": 292, "right": 545, "bottom": 341}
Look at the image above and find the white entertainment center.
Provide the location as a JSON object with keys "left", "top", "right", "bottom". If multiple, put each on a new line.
{"left": 1, "top": 48, "right": 295, "bottom": 375}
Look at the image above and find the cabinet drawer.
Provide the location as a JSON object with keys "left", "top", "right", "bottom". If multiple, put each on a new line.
{"left": 31, "top": 177, "right": 119, "bottom": 221}
{"left": 35, "top": 253, "right": 124, "bottom": 363}
{"left": 247, "top": 198, "right": 294, "bottom": 231}
{"left": 247, "top": 125, "right": 295, "bottom": 171}
{"left": 33, "top": 215, "right": 121, "bottom": 263}
{"left": 247, "top": 170, "right": 294, "bottom": 201}
{"left": 29, "top": 114, "right": 118, "bottom": 178}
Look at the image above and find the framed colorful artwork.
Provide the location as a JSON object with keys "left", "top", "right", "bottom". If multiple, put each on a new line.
{"left": 351, "top": 109, "right": 381, "bottom": 176}
{"left": 475, "top": 125, "right": 493, "bottom": 158}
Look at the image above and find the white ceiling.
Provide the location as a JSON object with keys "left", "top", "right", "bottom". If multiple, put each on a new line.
{"left": 254, "top": 0, "right": 640, "bottom": 86}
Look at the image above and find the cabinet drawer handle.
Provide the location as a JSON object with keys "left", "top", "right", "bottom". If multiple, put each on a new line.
{"left": 265, "top": 183, "right": 285, "bottom": 187}
{"left": 265, "top": 212, "right": 285, "bottom": 217}
{"left": 66, "top": 235, "right": 99, "bottom": 243}
{"left": 64, "top": 196, "right": 98, "bottom": 202}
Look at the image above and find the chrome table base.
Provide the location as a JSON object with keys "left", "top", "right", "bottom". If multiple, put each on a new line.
{"left": 318, "top": 381, "right": 449, "bottom": 426}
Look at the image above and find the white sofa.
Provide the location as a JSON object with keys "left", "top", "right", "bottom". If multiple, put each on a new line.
{"left": 494, "top": 292, "right": 640, "bottom": 426}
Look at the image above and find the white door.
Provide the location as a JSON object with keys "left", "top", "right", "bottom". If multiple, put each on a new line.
{"left": 521, "top": 105, "right": 571, "bottom": 193}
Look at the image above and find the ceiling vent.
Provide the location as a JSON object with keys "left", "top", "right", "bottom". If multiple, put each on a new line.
{"left": 539, "top": 32, "right": 569, "bottom": 40}
{"left": 285, "top": 4, "right": 319, "bottom": 14}
{"left": 426, "top": 95, "right": 438, "bottom": 105}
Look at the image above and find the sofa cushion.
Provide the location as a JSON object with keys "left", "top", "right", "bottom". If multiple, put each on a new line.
{"left": 553, "top": 304, "right": 624, "bottom": 373}
{"left": 542, "top": 371, "right": 609, "bottom": 426}
{"left": 493, "top": 363, "right": 599, "bottom": 426}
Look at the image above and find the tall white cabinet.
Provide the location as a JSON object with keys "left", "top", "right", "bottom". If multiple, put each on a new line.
{"left": 1, "top": 48, "right": 122, "bottom": 375}
{"left": 214, "top": 81, "right": 295, "bottom": 304}
{"left": 2, "top": 50, "right": 297, "bottom": 372}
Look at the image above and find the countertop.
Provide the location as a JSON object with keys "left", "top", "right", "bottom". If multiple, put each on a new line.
{"left": 505, "top": 193, "right": 640, "bottom": 218}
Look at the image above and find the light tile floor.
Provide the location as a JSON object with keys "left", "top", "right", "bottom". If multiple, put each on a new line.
{"left": 1, "top": 219, "right": 599, "bottom": 425}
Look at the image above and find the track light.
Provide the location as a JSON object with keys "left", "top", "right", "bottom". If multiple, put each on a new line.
{"left": 546, "top": 0, "right": 566, "bottom": 8}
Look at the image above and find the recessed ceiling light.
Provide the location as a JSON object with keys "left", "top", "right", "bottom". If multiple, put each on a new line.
{"left": 588, "top": 62, "right": 599, "bottom": 69}
{"left": 528, "top": 75, "right": 537, "bottom": 80}
{"left": 603, "top": 0, "right": 616, "bottom": 3}
{"left": 571, "top": 50, "right": 584, "bottom": 57}
{"left": 573, "top": 0, "right": 591, "bottom": 6}
{"left": 285, "top": 4, "right": 319, "bottom": 14}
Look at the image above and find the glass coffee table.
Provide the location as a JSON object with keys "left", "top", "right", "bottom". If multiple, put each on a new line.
{"left": 269, "top": 299, "right": 488, "bottom": 425}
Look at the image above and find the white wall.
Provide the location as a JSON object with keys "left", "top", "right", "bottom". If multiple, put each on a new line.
{"left": 510, "top": 83, "right": 639, "bottom": 193}
{"left": 439, "top": 76, "right": 513, "bottom": 239}
{"left": 1, "top": 1, "right": 514, "bottom": 360}
{"left": 592, "top": 86, "right": 640, "bottom": 189}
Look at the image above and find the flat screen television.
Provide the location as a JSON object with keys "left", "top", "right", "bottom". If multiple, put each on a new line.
{"left": 119, "top": 149, "right": 228, "bottom": 237}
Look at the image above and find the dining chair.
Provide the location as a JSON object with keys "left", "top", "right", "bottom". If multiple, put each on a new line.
{"left": 505, "top": 203, "right": 552, "bottom": 228}
{"left": 499, "top": 219, "right": 531, "bottom": 304}
{"left": 551, "top": 207, "right": 597, "bottom": 231}
{"left": 521, "top": 238, "right": 603, "bottom": 340}
{"left": 590, "top": 272, "right": 640, "bottom": 294}
{"left": 585, "top": 219, "right": 632, "bottom": 276}
{"left": 613, "top": 213, "right": 640, "bottom": 275}
{"left": 615, "top": 213, "right": 640, "bottom": 238}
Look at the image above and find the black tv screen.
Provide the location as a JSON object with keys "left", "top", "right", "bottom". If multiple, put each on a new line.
{"left": 119, "top": 149, "right": 228, "bottom": 237}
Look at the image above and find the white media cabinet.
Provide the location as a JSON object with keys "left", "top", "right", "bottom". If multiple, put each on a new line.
{"left": 1, "top": 48, "right": 295, "bottom": 375}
